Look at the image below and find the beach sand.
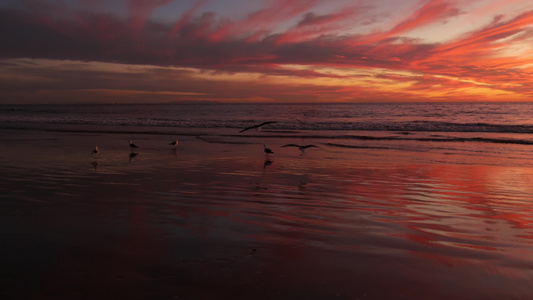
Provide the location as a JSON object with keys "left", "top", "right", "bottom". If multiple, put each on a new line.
{"left": 1, "top": 127, "right": 533, "bottom": 299}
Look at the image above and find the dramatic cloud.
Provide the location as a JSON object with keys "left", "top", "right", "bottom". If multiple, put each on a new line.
{"left": 1, "top": 0, "right": 533, "bottom": 103}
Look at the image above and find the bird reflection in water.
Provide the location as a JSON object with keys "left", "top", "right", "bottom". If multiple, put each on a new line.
{"left": 129, "top": 152, "right": 139, "bottom": 162}
{"left": 170, "top": 147, "right": 178, "bottom": 159}
{"left": 91, "top": 160, "right": 99, "bottom": 171}
{"left": 263, "top": 158, "right": 273, "bottom": 170}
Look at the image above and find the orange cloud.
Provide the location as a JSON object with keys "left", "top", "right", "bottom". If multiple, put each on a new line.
{"left": 2, "top": 0, "right": 533, "bottom": 103}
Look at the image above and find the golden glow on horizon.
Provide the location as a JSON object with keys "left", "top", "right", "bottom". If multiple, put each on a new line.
{"left": 2, "top": 57, "right": 530, "bottom": 103}
{"left": 76, "top": 89, "right": 208, "bottom": 96}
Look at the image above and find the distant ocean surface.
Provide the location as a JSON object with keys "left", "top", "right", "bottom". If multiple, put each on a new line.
{"left": 2, "top": 102, "right": 533, "bottom": 166}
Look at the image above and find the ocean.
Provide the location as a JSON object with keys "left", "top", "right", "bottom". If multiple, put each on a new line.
{"left": 1, "top": 102, "right": 533, "bottom": 299}
{"left": 3, "top": 102, "right": 533, "bottom": 134}
{"left": 2, "top": 102, "right": 533, "bottom": 166}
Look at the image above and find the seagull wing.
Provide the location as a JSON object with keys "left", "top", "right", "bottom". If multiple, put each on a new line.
{"left": 302, "top": 145, "right": 319, "bottom": 149}
{"left": 258, "top": 121, "right": 276, "bottom": 127}
{"left": 239, "top": 125, "right": 258, "bottom": 133}
{"left": 239, "top": 121, "right": 277, "bottom": 133}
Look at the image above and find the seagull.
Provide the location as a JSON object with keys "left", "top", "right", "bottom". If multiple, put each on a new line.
{"left": 282, "top": 144, "right": 319, "bottom": 154}
{"left": 239, "top": 121, "right": 277, "bottom": 133}
{"left": 169, "top": 139, "right": 178, "bottom": 147}
{"left": 129, "top": 140, "right": 138, "bottom": 151}
{"left": 91, "top": 146, "right": 99, "bottom": 156}
{"left": 264, "top": 144, "right": 273, "bottom": 158}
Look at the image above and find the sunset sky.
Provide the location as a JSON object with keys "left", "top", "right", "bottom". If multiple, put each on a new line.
{"left": 1, "top": 0, "right": 533, "bottom": 104}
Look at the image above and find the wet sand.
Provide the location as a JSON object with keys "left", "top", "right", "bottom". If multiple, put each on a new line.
{"left": 1, "top": 128, "right": 533, "bottom": 299}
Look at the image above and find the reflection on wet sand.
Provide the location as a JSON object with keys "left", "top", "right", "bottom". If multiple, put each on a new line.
{"left": 2, "top": 133, "right": 533, "bottom": 300}
{"left": 263, "top": 159, "right": 272, "bottom": 170}
{"left": 170, "top": 148, "right": 178, "bottom": 159}
{"left": 128, "top": 152, "right": 138, "bottom": 162}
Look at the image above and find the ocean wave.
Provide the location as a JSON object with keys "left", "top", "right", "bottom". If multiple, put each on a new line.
{"left": 2, "top": 115, "right": 533, "bottom": 134}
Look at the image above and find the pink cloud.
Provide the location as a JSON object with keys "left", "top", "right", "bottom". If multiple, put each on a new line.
{"left": 205, "top": 0, "right": 317, "bottom": 42}
{"left": 128, "top": 0, "right": 174, "bottom": 36}
{"left": 169, "top": 0, "right": 210, "bottom": 39}
{"left": 349, "top": 0, "right": 461, "bottom": 46}
{"left": 387, "top": 0, "right": 461, "bottom": 37}
{"left": 273, "top": 6, "right": 365, "bottom": 45}
{"left": 437, "top": 10, "right": 533, "bottom": 55}
{"left": 419, "top": 9, "right": 533, "bottom": 80}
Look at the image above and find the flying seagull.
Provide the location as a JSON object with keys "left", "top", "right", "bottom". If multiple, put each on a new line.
{"left": 91, "top": 146, "right": 99, "bottom": 156}
{"left": 282, "top": 144, "right": 319, "bottom": 154}
{"left": 169, "top": 139, "right": 178, "bottom": 147}
{"left": 239, "top": 121, "right": 277, "bottom": 133}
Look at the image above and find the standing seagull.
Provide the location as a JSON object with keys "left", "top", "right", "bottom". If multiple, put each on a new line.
{"left": 91, "top": 146, "right": 99, "bottom": 157}
{"left": 282, "top": 144, "right": 319, "bottom": 155}
{"left": 239, "top": 121, "right": 277, "bottom": 133}
{"left": 129, "top": 140, "right": 138, "bottom": 151}
{"left": 263, "top": 144, "right": 273, "bottom": 158}
{"left": 169, "top": 139, "right": 178, "bottom": 147}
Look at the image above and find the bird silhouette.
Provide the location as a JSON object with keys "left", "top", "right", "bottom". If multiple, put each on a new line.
{"left": 282, "top": 144, "right": 319, "bottom": 154}
{"left": 91, "top": 146, "right": 99, "bottom": 156}
{"left": 263, "top": 144, "right": 273, "bottom": 158}
{"left": 169, "top": 139, "right": 178, "bottom": 147}
{"left": 129, "top": 140, "right": 138, "bottom": 151}
{"left": 239, "top": 121, "right": 277, "bottom": 133}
